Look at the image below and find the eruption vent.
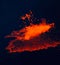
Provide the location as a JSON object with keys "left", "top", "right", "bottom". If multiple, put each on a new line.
{"left": 5, "top": 11, "right": 60, "bottom": 53}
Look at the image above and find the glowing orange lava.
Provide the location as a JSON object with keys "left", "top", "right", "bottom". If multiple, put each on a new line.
{"left": 5, "top": 11, "right": 60, "bottom": 53}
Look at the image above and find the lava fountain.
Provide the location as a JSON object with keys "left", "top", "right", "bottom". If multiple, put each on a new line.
{"left": 5, "top": 11, "right": 60, "bottom": 53}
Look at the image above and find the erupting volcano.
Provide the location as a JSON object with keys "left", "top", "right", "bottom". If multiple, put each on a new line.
{"left": 5, "top": 11, "right": 60, "bottom": 53}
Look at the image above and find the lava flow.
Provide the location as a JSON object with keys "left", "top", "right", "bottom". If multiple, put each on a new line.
{"left": 5, "top": 11, "right": 60, "bottom": 53}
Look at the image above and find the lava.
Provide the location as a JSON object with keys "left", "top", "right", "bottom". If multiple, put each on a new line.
{"left": 5, "top": 11, "right": 60, "bottom": 53}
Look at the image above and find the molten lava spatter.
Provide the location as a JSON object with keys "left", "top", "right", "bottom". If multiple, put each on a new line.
{"left": 5, "top": 11, "right": 60, "bottom": 53}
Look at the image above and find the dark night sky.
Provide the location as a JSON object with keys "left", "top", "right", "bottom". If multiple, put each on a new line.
{"left": 0, "top": 0, "right": 60, "bottom": 65}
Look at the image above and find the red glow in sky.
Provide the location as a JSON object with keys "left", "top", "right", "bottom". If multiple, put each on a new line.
{"left": 5, "top": 11, "right": 60, "bottom": 53}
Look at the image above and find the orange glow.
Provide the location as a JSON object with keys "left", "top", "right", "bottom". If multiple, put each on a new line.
{"left": 5, "top": 11, "right": 60, "bottom": 53}
{"left": 21, "top": 11, "right": 32, "bottom": 21}
{"left": 21, "top": 22, "right": 54, "bottom": 40}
